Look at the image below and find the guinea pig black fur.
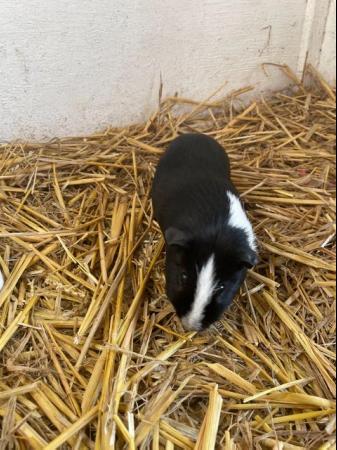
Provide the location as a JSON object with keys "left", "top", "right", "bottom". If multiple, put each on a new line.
{"left": 151, "top": 133, "right": 258, "bottom": 331}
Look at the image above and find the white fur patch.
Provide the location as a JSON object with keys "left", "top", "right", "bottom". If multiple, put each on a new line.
{"left": 181, "top": 255, "right": 216, "bottom": 331}
{"left": 227, "top": 191, "right": 256, "bottom": 251}
{"left": 0, "top": 271, "right": 4, "bottom": 291}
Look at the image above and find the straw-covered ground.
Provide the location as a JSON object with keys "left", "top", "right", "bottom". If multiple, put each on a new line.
{"left": 0, "top": 67, "right": 336, "bottom": 450}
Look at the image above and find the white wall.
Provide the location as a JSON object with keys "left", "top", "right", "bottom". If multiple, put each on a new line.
{"left": 0, "top": 0, "right": 335, "bottom": 141}
{"left": 319, "top": 0, "right": 336, "bottom": 85}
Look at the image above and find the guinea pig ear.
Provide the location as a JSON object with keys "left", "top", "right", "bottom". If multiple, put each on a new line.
{"left": 165, "top": 227, "right": 189, "bottom": 248}
{"left": 239, "top": 249, "right": 259, "bottom": 269}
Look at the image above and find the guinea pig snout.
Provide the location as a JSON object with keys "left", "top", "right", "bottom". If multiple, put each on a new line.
{"left": 181, "top": 317, "right": 203, "bottom": 332}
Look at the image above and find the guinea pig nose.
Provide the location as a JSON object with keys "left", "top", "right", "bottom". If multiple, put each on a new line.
{"left": 181, "top": 317, "right": 202, "bottom": 332}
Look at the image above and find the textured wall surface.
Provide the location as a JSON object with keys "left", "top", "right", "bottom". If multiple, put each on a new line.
{"left": 319, "top": 0, "right": 336, "bottom": 84}
{"left": 0, "top": 0, "right": 334, "bottom": 141}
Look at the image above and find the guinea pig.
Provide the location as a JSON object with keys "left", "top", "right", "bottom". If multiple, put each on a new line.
{"left": 151, "top": 133, "right": 258, "bottom": 331}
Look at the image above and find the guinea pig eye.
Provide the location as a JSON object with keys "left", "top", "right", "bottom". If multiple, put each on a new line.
{"left": 181, "top": 272, "right": 188, "bottom": 284}
{"left": 216, "top": 283, "right": 225, "bottom": 293}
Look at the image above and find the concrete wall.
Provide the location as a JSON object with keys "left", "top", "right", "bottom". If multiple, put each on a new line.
{"left": 0, "top": 0, "right": 335, "bottom": 141}
{"left": 319, "top": 0, "right": 336, "bottom": 84}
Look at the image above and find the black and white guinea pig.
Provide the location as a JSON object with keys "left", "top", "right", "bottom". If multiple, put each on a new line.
{"left": 151, "top": 133, "right": 258, "bottom": 331}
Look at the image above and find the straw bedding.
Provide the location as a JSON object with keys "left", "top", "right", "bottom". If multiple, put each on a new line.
{"left": 0, "top": 66, "right": 336, "bottom": 449}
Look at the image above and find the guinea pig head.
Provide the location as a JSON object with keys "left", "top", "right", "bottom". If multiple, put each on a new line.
{"left": 164, "top": 226, "right": 258, "bottom": 331}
